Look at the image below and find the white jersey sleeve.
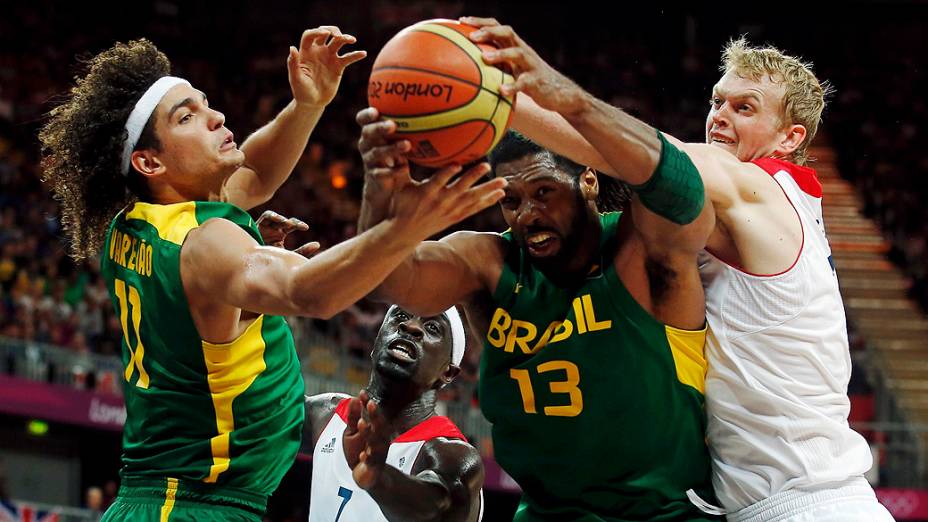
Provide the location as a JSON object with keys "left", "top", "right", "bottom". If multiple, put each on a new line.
{"left": 700, "top": 158, "right": 874, "bottom": 511}
{"left": 308, "top": 399, "right": 481, "bottom": 522}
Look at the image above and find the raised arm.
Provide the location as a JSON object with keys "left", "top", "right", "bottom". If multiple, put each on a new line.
{"left": 223, "top": 26, "right": 366, "bottom": 210}
{"left": 355, "top": 108, "right": 504, "bottom": 316}
{"left": 183, "top": 164, "right": 504, "bottom": 320}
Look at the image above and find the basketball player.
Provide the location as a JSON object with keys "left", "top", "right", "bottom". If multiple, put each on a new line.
{"left": 305, "top": 305, "right": 483, "bottom": 522}
{"left": 357, "top": 87, "right": 721, "bottom": 522}
{"left": 38, "top": 30, "right": 504, "bottom": 521}
{"left": 462, "top": 17, "right": 894, "bottom": 522}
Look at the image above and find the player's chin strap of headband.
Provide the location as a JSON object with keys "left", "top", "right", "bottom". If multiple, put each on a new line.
{"left": 120, "top": 76, "right": 191, "bottom": 176}
{"left": 444, "top": 306, "right": 466, "bottom": 367}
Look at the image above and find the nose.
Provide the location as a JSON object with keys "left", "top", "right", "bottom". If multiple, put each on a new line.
{"left": 515, "top": 200, "right": 541, "bottom": 229}
{"left": 208, "top": 108, "right": 225, "bottom": 131}
{"left": 399, "top": 318, "right": 424, "bottom": 339}
{"left": 711, "top": 103, "right": 730, "bottom": 129}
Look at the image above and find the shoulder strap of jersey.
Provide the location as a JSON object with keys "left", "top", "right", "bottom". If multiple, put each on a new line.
{"left": 394, "top": 416, "right": 466, "bottom": 443}
{"left": 752, "top": 157, "right": 822, "bottom": 198}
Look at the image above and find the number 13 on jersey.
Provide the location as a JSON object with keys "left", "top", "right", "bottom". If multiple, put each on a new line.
{"left": 510, "top": 360, "right": 583, "bottom": 417}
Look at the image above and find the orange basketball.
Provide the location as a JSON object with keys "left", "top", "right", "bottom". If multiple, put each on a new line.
{"left": 368, "top": 19, "right": 516, "bottom": 168}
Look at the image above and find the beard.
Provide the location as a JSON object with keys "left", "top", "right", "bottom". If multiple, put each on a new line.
{"left": 517, "top": 189, "right": 593, "bottom": 275}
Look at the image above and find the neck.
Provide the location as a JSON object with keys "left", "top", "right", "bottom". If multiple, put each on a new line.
{"left": 366, "top": 375, "right": 437, "bottom": 438}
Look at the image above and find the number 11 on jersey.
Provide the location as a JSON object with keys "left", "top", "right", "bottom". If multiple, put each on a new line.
{"left": 114, "top": 278, "right": 150, "bottom": 388}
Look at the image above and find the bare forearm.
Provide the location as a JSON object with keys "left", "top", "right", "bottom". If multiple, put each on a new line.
{"left": 358, "top": 185, "right": 391, "bottom": 233}
{"left": 240, "top": 100, "right": 325, "bottom": 196}
{"left": 287, "top": 219, "right": 420, "bottom": 318}
{"left": 565, "top": 94, "right": 661, "bottom": 186}
{"left": 367, "top": 468, "right": 454, "bottom": 522}
{"left": 511, "top": 94, "right": 614, "bottom": 175}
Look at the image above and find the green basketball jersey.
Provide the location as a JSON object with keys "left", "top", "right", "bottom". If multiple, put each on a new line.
{"left": 99, "top": 201, "right": 304, "bottom": 510}
{"left": 479, "top": 212, "right": 719, "bottom": 521}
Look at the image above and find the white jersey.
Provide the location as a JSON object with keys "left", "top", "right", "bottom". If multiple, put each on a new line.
{"left": 309, "top": 399, "right": 481, "bottom": 522}
{"left": 700, "top": 158, "right": 873, "bottom": 512}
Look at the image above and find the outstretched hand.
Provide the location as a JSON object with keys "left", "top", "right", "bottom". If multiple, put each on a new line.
{"left": 461, "top": 16, "right": 589, "bottom": 118}
{"left": 342, "top": 390, "right": 393, "bottom": 489}
{"left": 289, "top": 26, "right": 367, "bottom": 108}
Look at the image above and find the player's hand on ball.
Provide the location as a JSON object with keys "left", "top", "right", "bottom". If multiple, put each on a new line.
{"left": 256, "top": 210, "right": 321, "bottom": 257}
{"left": 289, "top": 26, "right": 367, "bottom": 108}
{"left": 462, "top": 17, "right": 589, "bottom": 118}
{"left": 357, "top": 107, "right": 412, "bottom": 196}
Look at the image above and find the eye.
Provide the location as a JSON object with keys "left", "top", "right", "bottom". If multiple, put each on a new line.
{"left": 536, "top": 186, "right": 553, "bottom": 198}
{"left": 500, "top": 196, "right": 518, "bottom": 209}
{"left": 709, "top": 97, "right": 722, "bottom": 108}
{"left": 179, "top": 113, "right": 193, "bottom": 124}
{"left": 425, "top": 321, "right": 442, "bottom": 335}
{"left": 738, "top": 104, "right": 752, "bottom": 112}
{"left": 394, "top": 310, "right": 410, "bottom": 321}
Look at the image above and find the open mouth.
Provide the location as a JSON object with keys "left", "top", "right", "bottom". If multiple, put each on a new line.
{"left": 710, "top": 134, "right": 735, "bottom": 145}
{"left": 220, "top": 133, "right": 236, "bottom": 151}
{"left": 387, "top": 339, "right": 418, "bottom": 363}
{"left": 524, "top": 230, "right": 559, "bottom": 257}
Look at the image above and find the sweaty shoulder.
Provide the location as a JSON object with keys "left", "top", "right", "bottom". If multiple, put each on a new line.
{"left": 181, "top": 217, "right": 256, "bottom": 291}
{"left": 304, "top": 393, "right": 350, "bottom": 448}
{"left": 680, "top": 143, "right": 784, "bottom": 210}
{"left": 414, "top": 437, "right": 484, "bottom": 483}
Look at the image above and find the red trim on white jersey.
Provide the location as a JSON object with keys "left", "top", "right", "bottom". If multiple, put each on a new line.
{"left": 335, "top": 397, "right": 351, "bottom": 421}
{"left": 334, "top": 398, "right": 466, "bottom": 443}
{"left": 753, "top": 157, "right": 822, "bottom": 198}
{"left": 705, "top": 158, "right": 810, "bottom": 278}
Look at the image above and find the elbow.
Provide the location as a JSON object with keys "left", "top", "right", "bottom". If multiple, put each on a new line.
{"left": 291, "top": 292, "right": 340, "bottom": 320}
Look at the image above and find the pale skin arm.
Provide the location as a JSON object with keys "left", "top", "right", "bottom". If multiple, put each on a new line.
{"left": 223, "top": 26, "right": 367, "bottom": 210}
{"left": 182, "top": 163, "right": 505, "bottom": 328}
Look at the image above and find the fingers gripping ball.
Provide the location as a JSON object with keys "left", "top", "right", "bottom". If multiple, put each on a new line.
{"left": 368, "top": 19, "right": 516, "bottom": 167}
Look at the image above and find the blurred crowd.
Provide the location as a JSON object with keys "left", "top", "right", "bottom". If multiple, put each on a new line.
{"left": 0, "top": 3, "right": 926, "bottom": 396}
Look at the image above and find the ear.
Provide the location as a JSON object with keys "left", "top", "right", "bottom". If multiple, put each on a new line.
{"left": 579, "top": 168, "right": 599, "bottom": 201}
{"left": 434, "top": 364, "right": 461, "bottom": 389}
{"left": 776, "top": 124, "right": 807, "bottom": 158}
{"left": 130, "top": 149, "right": 166, "bottom": 178}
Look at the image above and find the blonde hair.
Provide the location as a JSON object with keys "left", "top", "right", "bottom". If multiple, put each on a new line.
{"left": 721, "top": 37, "right": 833, "bottom": 165}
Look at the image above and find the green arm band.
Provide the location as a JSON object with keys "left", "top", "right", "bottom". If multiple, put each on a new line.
{"left": 629, "top": 131, "right": 705, "bottom": 225}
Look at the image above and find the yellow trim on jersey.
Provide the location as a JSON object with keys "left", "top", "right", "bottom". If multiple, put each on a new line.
{"left": 159, "top": 477, "right": 178, "bottom": 522}
{"left": 201, "top": 315, "right": 268, "bottom": 483}
{"left": 664, "top": 324, "right": 708, "bottom": 394}
{"left": 126, "top": 202, "right": 199, "bottom": 246}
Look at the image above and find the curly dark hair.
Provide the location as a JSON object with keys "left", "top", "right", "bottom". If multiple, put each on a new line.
{"left": 488, "top": 130, "right": 630, "bottom": 213}
{"left": 39, "top": 39, "right": 171, "bottom": 260}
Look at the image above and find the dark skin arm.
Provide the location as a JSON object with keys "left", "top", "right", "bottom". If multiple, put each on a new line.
{"left": 355, "top": 108, "right": 504, "bottom": 318}
{"left": 465, "top": 17, "right": 714, "bottom": 329}
{"left": 343, "top": 392, "right": 484, "bottom": 522}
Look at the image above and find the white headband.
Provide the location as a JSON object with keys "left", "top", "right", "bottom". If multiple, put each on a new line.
{"left": 120, "top": 76, "right": 190, "bottom": 176}
{"left": 444, "top": 306, "right": 466, "bottom": 367}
